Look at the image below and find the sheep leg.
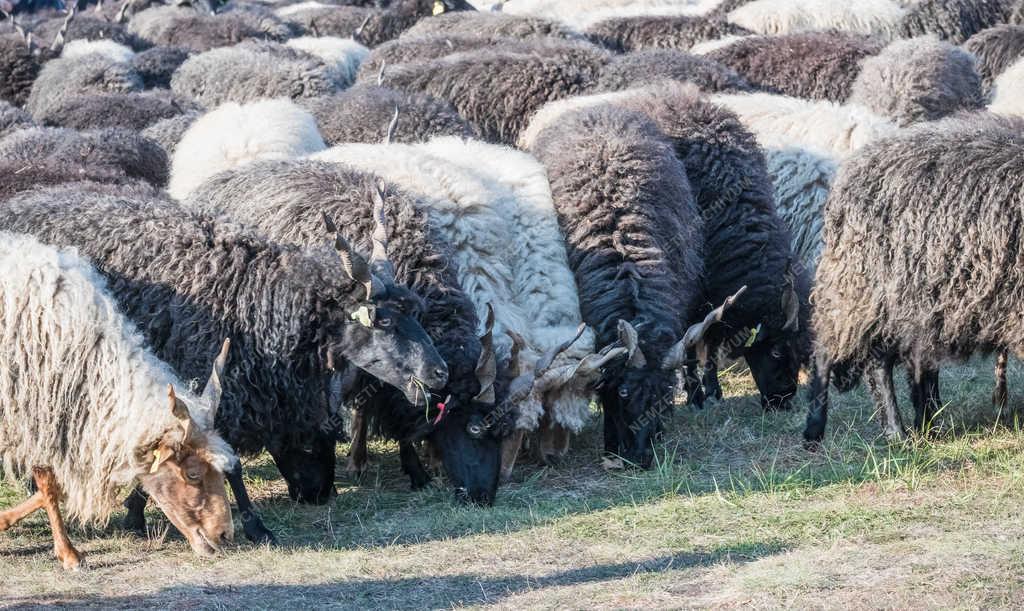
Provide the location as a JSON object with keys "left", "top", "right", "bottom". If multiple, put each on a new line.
{"left": 346, "top": 408, "right": 370, "bottom": 475}
{"left": 0, "top": 491, "right": 44, "bottom": 531}
{"left": 499, "top": 429, "right": 526, "bottom": 482}
{"left": 683, "top": 349, "right": 706, "bottom": 408}
{"left": 803, "top": 349, "right": 832, "bottom": 446}
{"left": 993, "top": 350, "right": 1009, "bottom": 413}
{"left": 32, "top": 467, "right": 83, "bottom": 571}
{"left": 909, "top": 363, "right": 941, "bottom": 434}
{"left": 703, "top": 358, "right": 723, "bottom": 401}
{"left": 864, "top": 355, "right": 905, "bottom": 442}
{"left": 122, "top": 486, "right": 149, "bottom": 535}
{"left": 399, "top": 441, "right": 431, "bottom": 490}
{"left": 226, "top": 464, "right": 276, "bottom": 545}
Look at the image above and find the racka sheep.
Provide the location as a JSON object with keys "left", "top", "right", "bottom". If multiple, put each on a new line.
{"left": 36, "top": 90, "right": 201, "bottom": 131}
{"left": 302, "top": 84, "right": 472, "bottom": 144}
{"left": 850, "top": 36, "right": 984, "bottom": 127}
{"left": 522, "top": 82, "right": 808, "bottom": 411}
{"left": 0, "top": 33, "right": 40, "bottom": 106}
{"left": 528, "top": 104, "right": 707, "bottom": 468}
{"left": 706, "top": 32, "right": 886, "bottom": 102}
{"left": 0, "top": 126, "right": 169, "bottom": 186}
{"left": 895, "top": 0, "right": 1013, "bottom": 43}
{"left": 989, "top": 55, "right": 1024, "bottom": 115}
{"left": 0, "top": 158, "right": 141, "bottom": 203}
{"left": 0, "top": 232, "right": 236, "bottom": 569}
{"left": 129, "top": 45, "right": 191, "bottom": 89}
{"left": 168, "top": 98, "right": 326, "bottom": 199}
{"left": 286, "top": 36, "right": 369, "bottom": 86}
{"left": 585, "top": 14, "right": 749, "bottom": 52}
{"left": 805, "top": 113, "right": 1024, "bottom": 444}
{"left": 141, "top": 112, "right": 201, "bottom": 157}
{"left": 726, "top": 0, "right": 907, "bottom": 36}
{"left": 0, "top": 100, "right": 33, "bottom": 137}
{"left": 0, "top": 183, "right": 448, "bottom": 538}
{"left": 500, "top": 0, "right": 726, "bottom": 31}
{"left": 128, "top": 5, "right": 294, "bottom": 52}
{"left": 60, "top": 38, "right": 136, "bottom": 63}
{"left": 379, "top": 40, "right": 610, "bottom": 144}
{"left": 30, "top": 12, "right": 149, "bottom": 50}
{"left": 25, "top": 52, "right": 143, "bottom": 119}
{"left": 962, "top": 24, "right": 1024, "bottom": 92}
{"left": 170, "top": 41, "right": 348, "bottom": 107}
{"left": 594, "top": 49, "right": 751, "bottom": 93}
{"left": 277, "top": 0, "right": 475, "bottom": 48}
{"left": 400, "top": 10, "right": 578, "bottom": 41}
{"left": 183, "top": 160, "right": 499, "bottom": 504}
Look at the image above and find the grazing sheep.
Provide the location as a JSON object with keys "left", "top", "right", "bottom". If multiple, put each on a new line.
{"left": 594, "top": 49, "right": 752, "bottom": 93}
{"left": 805, "top": 113, "right": 1024, "bottom": 444}
{"left": 379, "top": 40, "right": 610, "bottom": 143}
{"left": 585, "top": 14, "right": 749, "bottom": 52}
{"left": 726, "top": 0, "right": 907, "bottom": 36}
{"left": 130, "top": 45, "right": 191, "bottom": 89}
{"left": 30, "top": 13, "right": 149, "bottom": 51}
{"left": 706, "top": 32, "right": 886, "bottom": 102}
{"left": 0, "top": 100, "right": 33, "bottom": 137}
{"left": 764, "top": 147, "right": 836, "bottom": 270}
{"left": 183, "top": 159, "right": 497, "bottom": 503}
{"left": 61, "top": 38, "right": 136, "bottom": 63}
{"left": 0, "top": 126, "right": 169, "bottom": 186}
{"left": 850, "top": 35, "right": 985, "bottom": 126}
{"left": 25, "top": 52, "right": 143, "bottom": 120}
{"left": 302, "top": 84, "right": 472, "bottom": 144}
{"left": 0, "top": 33, "right": 41, "bottom": 106}
{"left": 170, "top": 41, "right": 348, "bottom": 107}
{"left": 989, "top": 55, "right": 1024, "bottom": 115}
{"left": 128, "top": 5, "right": 294, "bottom": 52}
{"left": 141, "top": 111, "right": 201, "bottom": 157}
{"left": 286, "top": 36, "right": 369, "bottom": 86}
{"left": 168, "top": 98, "right": 325, "bottom": 200}
{"left": 0, "top": 182, "right": 448, "bottom": 537}
{"left": 962, "top": 24, "right": 1024, "bottom": 92}
{"left": 0, "top": 232, "right": 237, "bottom": 569}
{"left": 401, "top": 10, "right": 578, "bottom": 40}
{"left": 895, "top": 0, "right": 1013, "bottom": 43}
{"left": 528, "top": 104, "right": 706, "bottom": 468}
{"left": 36, "top": 90, "right": 201, "bottom": 131}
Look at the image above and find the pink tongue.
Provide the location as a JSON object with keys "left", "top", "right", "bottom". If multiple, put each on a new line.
{"left": 432, "top": 402, "right": 448, "bottom": 425}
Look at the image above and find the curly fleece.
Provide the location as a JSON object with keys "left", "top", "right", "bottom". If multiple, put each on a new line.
{"left": 595, "top": 49, "right": 751, "bottom": 93}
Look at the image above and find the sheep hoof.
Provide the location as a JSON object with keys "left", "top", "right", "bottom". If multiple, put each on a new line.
{"left": 60, "top": 551, "right": 84, "bottom": 571}
{"left": 541, "top": 453, "right": 563, "bottom": 468}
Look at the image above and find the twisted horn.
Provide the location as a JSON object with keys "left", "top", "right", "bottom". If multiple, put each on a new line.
{"left": 199, "top": 338, "right": 231, "bottom": 429}
{"left": 323, "top": 211, "right": 374, "bottom": 300}
{"left": 668, "top": 285, "right": 748, "bottom": 370}
{"left": 368, "top": 182, "right": 396, "bottom": 280}
{"left": 473, "top": 305, "right": 497, "bottom": 404}
{"left": 616, "top": 320, "right": 647, "bottom": 368}
{"left": 49, "top": 3, "right": 78, "bottom": 53}
{"left": 383, "top": 105, "right": 399, "bottom": 145}
{"left": 376, "top": 60, "right": 386, "bottom": 86}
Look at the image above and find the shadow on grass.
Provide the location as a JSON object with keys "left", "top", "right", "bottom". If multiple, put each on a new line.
{"left": 1, "top": 543, "right": 788, "bottom": 609}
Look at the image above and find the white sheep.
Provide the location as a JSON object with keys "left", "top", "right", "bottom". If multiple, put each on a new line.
{"left": 726, "top": 0, "right": 907, "bottom": 36}
{"left": 989, "top": 56, "right": 1024, "bottom": 117}
{"left": 285, "top": 36, "right": 370, "bottom": 88}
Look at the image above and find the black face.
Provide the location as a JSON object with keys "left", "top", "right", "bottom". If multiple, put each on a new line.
{"left": 439, "top": 0, "right": 477, "bottom": 11}
{"left": 267, "top": 434, "right": 337, "bottom": 504}
{"left": 744, "top": 337, "right": 800, "bottom": 411}
{"left": 430, "top": 403, "right": 505, "bottom": 506}
{"left": 339, "top": 303, "right": 449, "bottom": 403}
{"left": 599, "top": 367, "right": 674, "bottom": 469}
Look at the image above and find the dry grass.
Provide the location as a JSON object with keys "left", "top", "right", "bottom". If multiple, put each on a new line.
{"left": 2, "top": 357, "right": 1024, "bottom": 609}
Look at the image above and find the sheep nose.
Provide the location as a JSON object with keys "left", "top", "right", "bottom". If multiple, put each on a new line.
{"left": 216, "top": 529, "right": 233, "bottom": 544}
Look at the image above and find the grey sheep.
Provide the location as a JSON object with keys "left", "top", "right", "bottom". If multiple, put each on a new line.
{"left": 0, "top": 33, "right": 42, "bottom": 106}
{"left": 401, "top": 10, "right": 578, "bottom": 41}
{"left": 805, "top": 113, "right": 1024, "bottom": 443}
{"left": 850, "top": 35, "right": 985, "bottom": 126}
{"left": 129, "top": 5, "right": 294, "bottom": 52}
{"left": 585, "top": 14, "right": 750, "bottom": 53}
{"left": 301, "top": 84, "right": 472, "bottom": 145}
{"left": 130, "top": 45, "right": 191, "bottom": 89}
{"left": 706, "top": 32, "right": 886, "bottom": 102}
{"left": 280, "top": 0, "right": 473, "bottom": 48}
{"left": 141, "top": 111, "right": 201, "bottom": 157}
{"left": 0, "top": 126, "right": 168, "bottom": 186}
{"left": 36, "top": 90, "right": 201, "bottom": 131}
{"left": 0, "top": 100, "right": 33, "bottom": 138}
{"left": 170, "top": 41, "right": 347, "bottom": 107}
{"left": 594, "top": 49, "right": 752, "bottom": 94}
{"left": 0, "top": 158, "right": 152, "bottom": 203}
{"left": 962, "top": 24, "right": 1024, "bottom": 92}
{"left": 30, "top": 13, "right": 150, "bottom": 51}
{"left": 895, "top": 0, "right": 1014, "bottom": 43}
{"left": 25, "top": 52, "right": 143, "bottom": 120}
{"left": 356, "top": 35, "right": 503, "bottom": 81}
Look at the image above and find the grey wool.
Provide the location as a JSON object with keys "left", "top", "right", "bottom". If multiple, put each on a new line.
{"left": 0, "top": 100, "right": 33, "bottom": 138}
{"left": 595, "top": 49, "right": 752, "bottom": 93}
{"left": 380, "top": 40, "right": 610, "bottom": 144}
{"left": 130, "top": 45, "right": 191, "bottom": 89}
{"left": 0, "top": 126, "right": 168, "bottom": 187}
{"left": 0, "top": 159, "right": 152, "bottom": 203}
{"left": 35, "top": 90, "right": 201, "bottom": 131}
{"left": 850, "top": 36, "right": 984, "bottom": 126}
{"left": 706, "top": 32, "right": 886, "bottom": 102}
{"left": 0, "top": 33, "right": 42, "bottom": 106}
{"left": 584, "top": 15, "right": 750, "bottom": 53}
{"left": 962, "top": 24, "right": 1024, "bottom": 92}
{"left": 170, "top": 41, "right": 347, "bottom": 107}
{"left": 141, "top": 112, "right": 201, "bottom": 157}
{"left": 401, "top": 11, "right": 578, "bottom": 41}
{"left": 129, "top": 5, "right": 294, "bottom": 52}
{"left": 895, "top": 0, "right": 1013, "bottom": 43}
{"left": 25, "top": 53, "right": 143, "bottom": 120}
{"left": 283, "top": 0, "right": 461, "bottom": 48}
{"left": 301, "top": 84, "right": 472, "bottom": 145}
{"left": 30, "top": 14, "right": 150, "bottom": 51}
{"left": 356, "top": 35, "right": 501, "bottom": 82}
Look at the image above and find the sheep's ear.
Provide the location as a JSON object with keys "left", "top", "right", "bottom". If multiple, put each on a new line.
{"left": 781, "top": 277, "right": 800, "bottom": 333}
{"left": 149, "top": 444, "right": 176, "bottom": 474}
{"left": 200, "top": 338, "right": 231, "bottom": 427}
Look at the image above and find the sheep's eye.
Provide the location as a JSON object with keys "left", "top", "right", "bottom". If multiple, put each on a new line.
{"left": 186, "top": 470, "right": 201, "bottom": 483}
{"left": 618, "top": 386, "right": 630, "bottom": 398}
{"left": 377, "top": 316, "right": 392, "bottom": 328}
{"left": 301, "top": 444, "right": 314, "bottom": 454}
{"left": 466, "top": 423, "right": 484, "bottom": 438}
{"left": 770, "top": 348, "right": 783, "bottom": 359}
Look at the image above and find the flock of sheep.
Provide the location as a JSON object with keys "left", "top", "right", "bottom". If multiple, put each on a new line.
{"left": 1, "top": 0, "right": 1022, "bottom": 571}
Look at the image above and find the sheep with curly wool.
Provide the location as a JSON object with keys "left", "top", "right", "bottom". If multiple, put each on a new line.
{"left": 0, "top": 33, "right": 41, "bottom": 106}
{"left": 805, "top": 113, "right": 1024, "bottom": 444}
{"left": 726, "top": 0, "right": 907, "bottom": 35}
{"left": 278, "top": 0, "right": 475, "bottom": 48}
{"left": 595, "top": 49, "right": 751, "bottom": 93}
{"left": 850, "top": 35, "right": 985, "bottom": 126}
{"left": 25, "top": 52, "right": 143, "bottom": 120}
{"left": 0, "top": 159, "right": 149, "bottom": 203}
{"left": 31, "top": 13, "right": 149, "bottom": 51}
{"left": 0, "top": 126, "right": 169, "bottom": 186}
{"left": 989, "top": 55, "right": 1024, "bottom": 115}
{"left": 585, "top": 14, "right": 750, "bottom": 52}
{"left": 61, "top": 39, "right": 136, "bottom": 63}
{"left": 128, "top": 5, "right": 294, "bottom": 52}
{"left": 130, "top": 45, "right": 191, "bottom": 89}
{"left": 401, "top": 10, "right": 578, "bottom": 40}
{"left": 356, "top": 35, "right": 498, "bottom": 81}
{"left": 895, "top": 0, "right": 1013, "bottom": 43}
{"left": 379, "top": 40, "right": 610, "bottom": 144}
{"left": 168, "top": 98, "right": 325, "bottom": 199}
{"left": 36, "top": 90, "right": 201, "bottom": 131}
{"left": 0, "top": 101, "right": 33, "bottom": 138}
{"left": 286, "top": 36, "right": 369, "bottom": 87}
{"left": 0, "top": 180, "right": 447, "bottom": 536}
{"left": 501, "top": 0, "right": 726, "bottom": 31}
{"left": 528, "top": 104, "right": 705, "bottom": 468}
{"left": 706, "top": 32, "right": 886, "bottom": 102}
{"left": 183, "top": 159, "right": 499, "bottom": 504}
{"left": 963, "top": 24, "right": 1024, "bottom": 92}
{"left": 763, "top": 147, "right": 836, "bottom": 271}
{"left": 0, "top": 232, "right": 237, "bottom": 569}
{"left": 141, "top": 112, "right": 201, "bottom": 157}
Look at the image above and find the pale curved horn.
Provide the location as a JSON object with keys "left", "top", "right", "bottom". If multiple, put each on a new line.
{"left": 199, "top": 338, "right": 231, "bottom": 429}
{"left": 323, "top": 211, "right": 375, "bottom": 300}
{"left": 617, "top": 320, "right": 647, "bottom": 368}
{"left": 369, "top": 182, "right": 396, "bottom": 281}
{"left": 473, "top": 305, "right": 497, "bottom": 404}
{"left": 672, "top": 285, "right": 748, "bottom": 367}
{"left": 383, "top": 106, "right": 399, "bottom": 145}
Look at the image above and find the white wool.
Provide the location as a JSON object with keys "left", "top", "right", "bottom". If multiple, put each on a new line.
{"left": 519, "top": 88, "right": 639, "bottom": 150}
{"left": 689, "top": 34, "right": 749, "bottom": 55}
{"left": 727, "top": 0, "right": 905, "bottom": 36}
{"left": 417, "top": 137, "right": 595, "bottom": 432}
{"left": 0, "top": 233, "right": 236, "bottom": 524}
{"left": 711, "top": 92, "right": 899, "bottom": 157}
{"left": 169, "top": 98, "right": 326, "bottom": 200}
{"left": 502, "top": 0, "right": 723, "bottom": 30}
{"left": 989, "top": 57, "right": 1024, "bottom": 118}
{"left": 61, "top": 39, "right": 136, "bottom": 63}
{"left": 764, "top": 147, "right": 837, "bottom": 271}
{"left": 274, "top": 1, "right": 332, "bottom": 16}
{"left": 286, "top": 36, "right": 369, "bottom": 86}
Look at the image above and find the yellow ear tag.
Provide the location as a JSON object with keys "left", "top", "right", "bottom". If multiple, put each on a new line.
{"left": 351, "top": 305, "right": 373, "bottom": 328}
{"left": 150, "top": 449, "right": 163, "bottom": 473}
{"left": 433, "top": 0, "right": 445, "bottom": 15}
{"left": 744, "top": 324, "right": 762, "bottom": 348}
